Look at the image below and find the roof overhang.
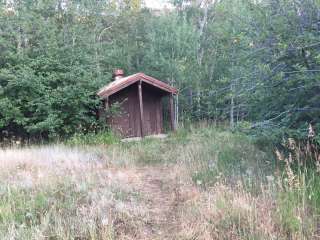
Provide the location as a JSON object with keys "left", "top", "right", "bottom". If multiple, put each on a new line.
{"left": 97, "top": 73, "right": 178, "bottom": 99}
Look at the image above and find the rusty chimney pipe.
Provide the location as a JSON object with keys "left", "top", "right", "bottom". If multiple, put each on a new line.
{"left": 113, "top": 69, "right": 124, "bottom": 81}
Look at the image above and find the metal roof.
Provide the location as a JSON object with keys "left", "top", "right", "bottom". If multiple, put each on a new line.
{"left": 97, "top": 72, "right": 178, "bottom": 99}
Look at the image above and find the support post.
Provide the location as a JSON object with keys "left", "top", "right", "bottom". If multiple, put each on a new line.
{"left": 104, "top": 97, "right": 109, "bottom": 124}
{"left": 175, "top": 94, "right": 179, "bottom": 128}
{"left": 104, "top": 97, "right": 109, "bottom": 111}
{"left": 169, "top": 93, "right": 176, "bottom": 131}
{"left": 138, "top": 81, "right": 144, "bottom": 137}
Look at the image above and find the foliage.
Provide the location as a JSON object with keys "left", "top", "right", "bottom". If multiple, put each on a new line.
{"left": 67, "top": 130, "right": 119, "bottom": 146}
{"left": 0, "top": 0, "right": 319, "bottom": 146}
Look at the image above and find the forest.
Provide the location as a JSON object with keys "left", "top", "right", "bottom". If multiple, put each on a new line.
{"left": 1, "top": 1, "right": 320, "bottom": 239}
{"left": 0, "top": 0, "right": 319, "bottom": 143}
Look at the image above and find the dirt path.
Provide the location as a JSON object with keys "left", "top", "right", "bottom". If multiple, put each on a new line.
{"left": 137, "top": 167, "right": 181, "bottom": 239}
{"left": 109, "top": 165, "right": 196, "bottom": 239}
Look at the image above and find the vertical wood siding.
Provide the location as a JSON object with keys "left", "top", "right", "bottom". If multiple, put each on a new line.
{"left": 107, "top": 82, "right": 166, "bottom": 138}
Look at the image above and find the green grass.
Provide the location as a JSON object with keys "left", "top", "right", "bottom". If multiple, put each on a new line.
{"left": 0, "top": 181, "right": 94, "bottom": 239}
{"left": 170, "top": 127, "right": 273, "bottom": 189}
{"left": 67, "top": 130, "right": 120, "bottom": 146}
{"left": 1, "top": 125, "right": 320, "bottom": 239}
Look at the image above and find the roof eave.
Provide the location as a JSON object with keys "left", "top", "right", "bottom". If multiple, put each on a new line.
{"left": 97, "top": 73, "right": 178, "bottom": 99}
{"left": 140, "top": 73, "right": 178, "bottom": 94}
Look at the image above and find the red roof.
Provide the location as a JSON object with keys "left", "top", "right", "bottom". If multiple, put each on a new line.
{"left": 97, "top": 72, "right": 178, "bottom": 98}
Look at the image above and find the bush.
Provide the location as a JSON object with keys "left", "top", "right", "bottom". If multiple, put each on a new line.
{"left": 67, "top": 130, "right": 119, "bottom": 146}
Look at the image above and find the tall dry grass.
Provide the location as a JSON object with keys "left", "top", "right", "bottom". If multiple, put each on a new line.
{"left": 174, "top": 128, "right": 320, "bottom": 239}
{"left": 1, "top": 127, "right": 320, "bottom": 239}
{"left": 0, "top": 145, "right": 147, "bottom": 239}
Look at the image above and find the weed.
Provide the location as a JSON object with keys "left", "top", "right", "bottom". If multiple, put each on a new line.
{"left": 1, "top": 126, "right": 320, "bottom": 239}
{"left": 67, "top": 130, "right": 119, "bottom": 146}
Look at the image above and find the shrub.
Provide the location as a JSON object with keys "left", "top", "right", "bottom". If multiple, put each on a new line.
{"left": 67, "top": 130, "right": 119, "bottom": 146}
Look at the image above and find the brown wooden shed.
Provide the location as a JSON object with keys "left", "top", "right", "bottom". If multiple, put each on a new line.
{"left": 97, "top": 70, "right": 178, "bottom": 138}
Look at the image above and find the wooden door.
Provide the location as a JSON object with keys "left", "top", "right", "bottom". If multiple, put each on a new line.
{"left": 143, "top": 93, "right": 158, "bottom": 136}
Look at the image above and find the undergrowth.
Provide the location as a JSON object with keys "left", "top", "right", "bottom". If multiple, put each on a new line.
{"left": 1, "top": 126, "right": 320, "bottom": 239}
{"left": 67, "top": 130, "right": 119, "bottom": 146}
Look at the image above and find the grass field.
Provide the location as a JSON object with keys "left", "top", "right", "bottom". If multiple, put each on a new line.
{"left": 1, "top": 127, "right": 319, "bottom": 239}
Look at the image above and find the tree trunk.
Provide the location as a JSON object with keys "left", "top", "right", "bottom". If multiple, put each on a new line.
{"left": 169, "top": 93, "right": 175, "bottom": 131}
{"left": 230, "top": 82, "right": 235, "bottom": 129}
{"left": 196, "top": 86, "right": 201, "bottom": 119}
{"left": 17, "top": 26, "right": 22, "bottom": 55}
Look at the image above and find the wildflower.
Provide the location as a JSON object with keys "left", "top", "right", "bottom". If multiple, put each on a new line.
{"left": 208, "top": 160, "right": 215, "bottom": 169}
{"left": 246, "top": 168, "right": 252, "bottom": 176}
{"left": 266, "top": 175, "right": 274, "bottom": 182}
{"left": 308, "top": 123, "right": 315, "bottom": 138}
{"left": 101, "top": 217, "right": 109, "bottom": 226}
{"left": 285, "top": 157, "right": 297, "bottom": 188}
{"left": 316, "top": 161, "right": 320, "bottom": 173}
{"left": 275, "top": 149, "right": 284, "bottom": 161}
{"left": 288, "top": 138, "right": 295, "bottom": 150}
{"left": 4, "top": 7, "right": 15, "bottom": 16}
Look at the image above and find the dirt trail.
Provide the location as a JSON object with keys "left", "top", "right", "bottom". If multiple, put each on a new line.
{"left": 137, "top": 167, "right": 181, "bottom": 239}
{"left": 109, "top": 165, "right": 196, "bottom": 240}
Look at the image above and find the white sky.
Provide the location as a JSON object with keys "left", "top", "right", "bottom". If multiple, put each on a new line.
{"left": 144, "top": 0, "right": 173, "bottom": 9}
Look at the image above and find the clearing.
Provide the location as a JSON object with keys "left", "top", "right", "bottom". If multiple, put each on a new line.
{"left": 1, "top": 128, "right": 319, "bottom": 239}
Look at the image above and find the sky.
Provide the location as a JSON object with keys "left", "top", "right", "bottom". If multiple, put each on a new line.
{"left": 144, "top": 0, "right": 173, "bottom": 9}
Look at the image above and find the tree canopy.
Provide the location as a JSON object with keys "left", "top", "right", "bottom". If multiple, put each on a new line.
{"left": 0, "top": 0, "right": 319, "bottom": 143}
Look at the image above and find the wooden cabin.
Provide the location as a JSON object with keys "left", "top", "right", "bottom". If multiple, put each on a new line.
{"left": 97, "top": 69, "right": 178, "bottom": 138}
